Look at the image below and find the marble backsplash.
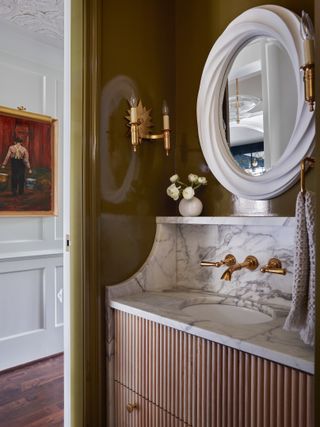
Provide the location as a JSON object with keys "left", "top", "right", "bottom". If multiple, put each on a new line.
{"left": 175, "top": 222, "right": 295, "bottom": 308}
{"left": 107, "top": 217, "right": 296, "bottom": 309}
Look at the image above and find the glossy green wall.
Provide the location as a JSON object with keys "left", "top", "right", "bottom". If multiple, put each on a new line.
{"left": 100, "top": 0, "right": 175, "bottom": 285}
{"left": 175, "top": 0, "right": 315, "bottom": 216}
{"left": 100, "top": 0, "right": 315, "bottom": 286}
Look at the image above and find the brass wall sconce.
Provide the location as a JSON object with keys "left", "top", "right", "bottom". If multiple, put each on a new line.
{"left": 127, "top": 94, "right": 171, "bottom": 155}
{"left": 300, "top": 11, "right": 315, "bottom": 112}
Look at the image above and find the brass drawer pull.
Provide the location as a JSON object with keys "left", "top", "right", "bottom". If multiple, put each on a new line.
{"left": 126, "top": 402, "right": 138, "bottom": 413}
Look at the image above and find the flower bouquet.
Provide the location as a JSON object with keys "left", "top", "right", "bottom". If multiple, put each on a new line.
{"left": 166, "top": 173, "right": 207, "bottom": 216}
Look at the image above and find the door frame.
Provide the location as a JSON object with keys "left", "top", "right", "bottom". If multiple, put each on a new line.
{"left": 65, "top": 0, "right": 102, "bottom": 426}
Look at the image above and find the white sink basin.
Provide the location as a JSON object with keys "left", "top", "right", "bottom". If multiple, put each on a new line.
{"left": 182, "top": 303, "right": 272, "bottom": 325}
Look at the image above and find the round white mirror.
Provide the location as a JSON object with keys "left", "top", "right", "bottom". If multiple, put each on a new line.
{"left": 197, "top": 5, "right": 315, "bottom": 199}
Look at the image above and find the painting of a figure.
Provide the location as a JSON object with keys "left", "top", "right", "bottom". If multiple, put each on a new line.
{"left": 0, "top": 106, "right": 57, "bottom": 216}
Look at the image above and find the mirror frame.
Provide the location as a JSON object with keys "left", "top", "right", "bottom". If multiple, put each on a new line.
{"left": 197, "top": 5, "right": 315, "bottom": 200}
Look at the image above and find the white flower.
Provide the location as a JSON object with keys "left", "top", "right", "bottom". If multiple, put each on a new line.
{"left": 167, "top": 184, "right": 180, "bottom": 200}
{"left": 188, "top": 173, "right": 198, "bottom": 183}
{"left": 169, "top": 174, "right": 179, "bottom": 183}
{"left": 167, "top": 172, "right": 207, "bottom": 202}
{"left": 182, "top": 186, "right": 195, "bottom": 200}
{"left": 198, "top": 176, "right": 207, "bottom": 185}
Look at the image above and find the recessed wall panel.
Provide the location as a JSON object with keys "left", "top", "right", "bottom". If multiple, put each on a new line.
{"left": 55, "top": 265, "right": 63, "bottom": 326}
{"left": 0, "top": 268, "right": 44, "bottom": 340}
{"left": 0, "top": 217, "right": 43, "bottom": 243}
{"left": 0, "top": 62, "right": 44, "bottom": 112}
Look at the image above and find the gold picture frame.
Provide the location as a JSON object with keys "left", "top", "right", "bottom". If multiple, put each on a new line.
{"left": 0, "top": 105, "right": 58, "bottom": 216}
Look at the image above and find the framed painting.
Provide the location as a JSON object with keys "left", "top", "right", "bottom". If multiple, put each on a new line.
{"left": 0, "top": 106, "right": 57, "bottom": 216}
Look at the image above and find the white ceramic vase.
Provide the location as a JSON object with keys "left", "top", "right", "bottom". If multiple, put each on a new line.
{"left": 178, "top": 196, "right": 203, "bottom": 217}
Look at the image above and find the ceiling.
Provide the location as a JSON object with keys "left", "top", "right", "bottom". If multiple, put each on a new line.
{"left": 0, "top": 0, "right": 63, "bottom": 41}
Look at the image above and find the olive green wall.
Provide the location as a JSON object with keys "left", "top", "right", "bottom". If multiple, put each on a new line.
{"left": 175, "top": 0, "right": 315, "bottom": 216}
{"left": 100, "top": 0, "right": 175, "bottom": 285}
{"left": 100, "top": 0, "right": 315, "bottom": 286}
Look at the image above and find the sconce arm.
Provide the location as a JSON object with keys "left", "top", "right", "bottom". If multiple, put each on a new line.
{"left": 142, "top": 133, "right": 166, "bottom": 140}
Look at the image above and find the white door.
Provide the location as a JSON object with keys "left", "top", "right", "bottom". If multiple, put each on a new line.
{"left": 0, "top": 21, "right": 64, "bottom": 370}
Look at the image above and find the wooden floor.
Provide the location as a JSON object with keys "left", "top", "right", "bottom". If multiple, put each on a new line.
{"left": 0, "top": 354, "right": 64, "bottom": 427}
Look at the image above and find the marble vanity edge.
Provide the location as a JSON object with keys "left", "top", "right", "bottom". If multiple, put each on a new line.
{"left": 105, "top": 222, "right": 177, "bottom": 302}
{"left": 109, "top": 299, "right": 314, "bottom": 375}
{"left": 156, "top": 216, "right": 295, "bottom": 226}
{"left": 106, "top": 279, "right": 143, "bottom": 301}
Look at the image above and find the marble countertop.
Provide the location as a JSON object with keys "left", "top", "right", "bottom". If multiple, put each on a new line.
{"left": 109, "top": 289, "right": 314, "bottom": 374}
{"left": 156, "top": 216, "right": 295, "bottom": 226}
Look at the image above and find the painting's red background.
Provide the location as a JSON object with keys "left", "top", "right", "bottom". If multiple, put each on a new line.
{"left": 0, "top": 115, "right": 51, "bottom": 168}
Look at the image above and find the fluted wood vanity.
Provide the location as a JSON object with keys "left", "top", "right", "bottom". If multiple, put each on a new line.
{"left": 106, "top": 217, "right": 314, "bottom": 427}
{"left": 113, "top": 310, "right": 313, "bottom": 427}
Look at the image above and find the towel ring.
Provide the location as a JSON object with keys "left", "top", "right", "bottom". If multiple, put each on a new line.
{"left": 300, "top": 157, "right": 315, "bottom": 193}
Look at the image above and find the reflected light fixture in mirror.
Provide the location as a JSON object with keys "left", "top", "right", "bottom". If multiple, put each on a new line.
{"left": 223, "top": 36, "right": 296, "bottom": 177}
{"left": 127, "top": 94, "right": 171, "bottom": 155}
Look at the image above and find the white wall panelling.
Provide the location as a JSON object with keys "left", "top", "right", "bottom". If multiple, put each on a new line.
{"left": 0, "top": 267, "right": 44, "bottom": 340}
{"left": 0, "top": 60, "right": 44, "bottom": 112}
{"left": 0, "top": 19, "right": 63, "bottom": 369}
{"left": 0, "top": 256, "right": 63, "bottom": 370}
{"left": 55, "top": 265, "right": 64, "bottom": 327}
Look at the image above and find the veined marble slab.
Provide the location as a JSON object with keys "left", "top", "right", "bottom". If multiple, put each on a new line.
{"left": 176, "top": 222, "right": 294, "bottom": 304}
{"left": 157, "top": 216, "right": 295, "bottom": 226}
{"left": 106, "top": 217, "right": 295, "bottom": 302}
{"left": 109, "top": 289, "right": 314, "bottom": 374}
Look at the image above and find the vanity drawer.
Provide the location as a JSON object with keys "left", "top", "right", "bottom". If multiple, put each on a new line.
{"left": 114, "top": 381, "right": 189, "bottom": 427}
{"left": 114, "top": 310, "right": 314, "bottom": 427}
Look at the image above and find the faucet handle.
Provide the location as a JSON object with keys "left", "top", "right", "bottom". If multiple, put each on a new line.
{"left": 260, "top": 258, "right": 287, "bottom": 275}
{"left": 201, "top": 254, "right": 236, "bottom": 268}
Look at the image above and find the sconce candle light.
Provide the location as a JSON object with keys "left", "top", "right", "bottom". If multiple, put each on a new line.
{"left": 162, "top": 100, "right": 170, "bottom": 154}
{"left": 300, "top": 11, "right": 315, "bottom": 112}
{"left": 127, "top": 94, "right": 171, "bottom": 155}
{"left": 129, "top": 93, "right": 138, "bottom": 123}
{"left": 129, "top": 94, "right": 139, "bottom": 152}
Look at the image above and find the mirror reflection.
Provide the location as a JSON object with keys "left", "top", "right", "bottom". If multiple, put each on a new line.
{"left": 223, "top": 37, "right": 297, "bottom": 176}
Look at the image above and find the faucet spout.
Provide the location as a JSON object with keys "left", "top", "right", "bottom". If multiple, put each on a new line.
{"left": 220, "top": 255, "right": 259, "bottom": 281}
{"left": 220, "top": 269, "right": 232, "bottom": 281}
{"left": 220, "top": 262, "right": 243, "bottom": 281}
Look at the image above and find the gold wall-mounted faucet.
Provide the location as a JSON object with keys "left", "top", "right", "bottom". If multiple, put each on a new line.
{"left": 220, "top": 255, "right": 259, "bottom": 281}
{"left": 260, "top": 258, "right": 287, "bottom": 275}
{"left": 200, "top": 254, "right": 236, "bottom": 268}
